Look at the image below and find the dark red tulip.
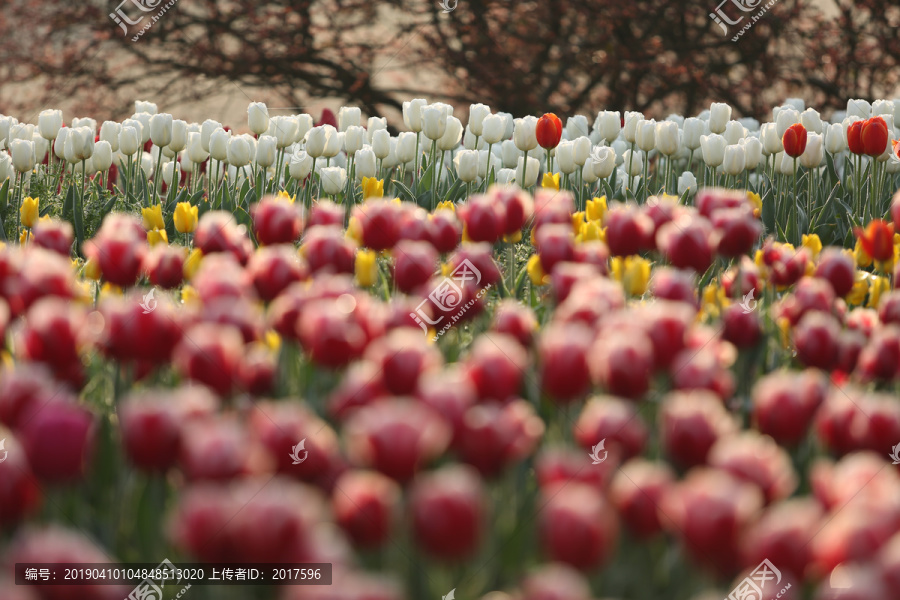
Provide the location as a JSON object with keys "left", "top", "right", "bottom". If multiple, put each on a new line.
{"left": 742, "top": 498, "right": 823, "bottom": 583}
{"left": 604, "top": 203, "right": 654, "bottom": 256}
{"left": 415, "top": 366, "right": 478, "bottom": 448}
{"left": 300, "top": 226, "right": 356, "bottom": 275}
{"left": 83, "top": 214, "right": 146, "bottom": 286}
{"left": 860, "top": 116, "right": 889, "bottom": 156}
{"left": 650, "top": 267, "right": 699, "bottom": 307}
{"left": 455, "top": 399, "right": 544, "bottom": 477}
{"left": 574, "top": 395, "right": 649, "bottom": 460}
{"left": 491, "top": 299, "right": 538, "bottom": 347}
{"left": 782, "top": 123, "right": 808, "bottom": 158}
{"left": 333, "top": 470, "right": 400, "bottom": 548}
{"left": 589, "top": 329, "right": 655, "bottom": 399}
{"left": 464, "top": 334, "right": 528, "bottom": 402}
{"left": 794, "top": 310, "right": 841, "bottom": 370}
{"left": 428, "top": 208, "right": 462, "bottom": 253}
{"left": 352, "top": 200, "right": 401, "bottom": 251}
{"left": 847, "top": 120, "right": 864, "bottom": 155}
{"left": 539, "top": 482, "right": 619, "bottom": 570}
{"left": 752, "top": 369, "right": 827, "bottom": 446}
{"left": 246, "top": 244, "right": 309, "bottom": 302}
{"left": 31, "top": 219, "right": 74, "bottom": 256}
{"left": 535, "top": 446, "right": 617, "bottom": 494}
{"left": 363, "top": 328, "right": 443, "bottom": 396}
{"left": 172, "top": 323, "right": 244, "bottom": 396}
{"left": 99, "top": 291, "right": 184, "bottom": 365}
{"left": 457, "top": 194, "right": 506, "bottom": 244}
{"left": 489, "top": 185, "right": 534, "bottom": 235}
{"left": 711, "top": 205, "right": 763, "bottom": 257}
{"left": 297, "top": 298, "right": 370, "bottom": 368}
{"left": 193, "top": 210, "right": 253, "bottom": 265}
{"left": 660, "top": 390, "right": 737, "bottom": 468}
{"left": 392, "top": 239, "right": 438, "bottom": 294}
{"left": 307, "top": 199, "right": 345, "bottom": 229}
{"left": 143, "top": 243, "right": 186, "bottom": 289}
{"left": 20, "top": 400, "right": 95, "bottom": 483}
{"left": 723, "top": 303, "right": 762, "bottom": 348}
{"left": 708, "top": 432, "right": 798, "bottom": 504}
{"left": 815, "top": 247, "right": 856, "bottom": 297}
{"left": 539, "top": 323, "right": 593, "bottom": 402}
{"left": 520, "top": 563, "right": 592, "bottom": 600}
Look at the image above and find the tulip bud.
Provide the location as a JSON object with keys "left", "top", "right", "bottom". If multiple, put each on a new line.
{"left": 466, "top": 103, "right": 490, "bottom": 137}
{"left": 722, "top": 144, "right": 746, "bottom": 175}
{"left": 454, "top": 149, "right": 480, "bottom": 182}
{"left": 354, "top": 147, "right": 377, "bottom": 179}
{"left": 590, "top": 146, "right": 616, "bottom": 179}
{"left": 0, "top": 152, "right": 11, "bottom": 182}
{"left": 422, "top": 105, "right": 449, "bottom": 141}
{"left": 208, "top": 128, "right": 231, "bottom": 162}
{"left": 621, "top": 148, "right": 643, "bottom": 176}
{"left": 438, "top": 116, "right": 463, "bottom": 151}
{"left": 800, "top": 132, "right": 824, "bottom": 168}
{"left": 253, "top": 135, "right": 275, "bottom": 168}
{"left": 708, "top": 102, "right": 732, "bottom": 134}
{"left": 10, "top": 139, "right": 35, "bottom": 173}
{"left": 371, "top": 129, "right": 391, "bottom": 160}
{"left": 775, "top": 107, "right": 800, "bottom": 137}
{"left": 38, "top": 109, "right": 63, "bottom": 140}
{"left": 846, "top": 98, "right": 871, "bottom": 119}
{"left": 288, "top": 150, "right": 313, "bottom": 181}
{"left": 226, "top": 135, "right": 251, "bottom": 168}
{"left": 555, "top": 140, "right": 576, "bottom": 174}
{"left": 679, "top": 117, "right": 702, "bottom": 151}
{"left": 304, "top": 124, "right": 332, "bottom": 158}
{"left": 403, "top": 98, "right": 428, "bottom": 132}
{"left": 621, "top": 111, "right": 641, "bottom": 143}
{"left": 516, "top": 155, "right": 540, "bottom": 187}
{"left": 740, "top": 136, "right": 763, "bottom": 170}
{"left": 165, "top": 119, "right": 186, "bottom": 153}
{"left": 655, "top": 120, "right": 679, "bottom": 156}
{"left": 481, "top": 114, "right": 506, "bottom": 145}
{"left": 198, "top": 119, "right": 223, "bottom": 154}
{"left": 500, "top": 139, "right": 520, "bottom": 168}
{"left": 496, "top": 168, "right": 516, "bottom": 185}
{"left": 760, "top": 122, "right": 782, "bottom": 155}
{"left": 635, "top": 119, "right": 656, "bottom": 152}
{"left": 723, "top": 120, "right": 746, "bottom": 145}
{"left": 590, "top": 110, "right": 619, "bottom": 144}
{"left": 242, "top": 101, "right": 268, "bottom": 136}
{"left": 341, "top": 125, "right": 364, "bottom": 156}
{"left": 513, "top": 115, "right": 538, "bottom": 152}
{"left": 409, "top": 465, "right": 486, "bottom": 560}
{"left": 186, "top": 131, "right": 208, "bottom": 165}
{"left": 337, "top": 106, "right": 361, "bottom": 132}
{"left": 319, "top": 166, "right": 347, "bottom": 195}
{"left": 149, "top": 113, "right": 173, "bottom": 147}
{"left": 92, "top": 140, "right": 113, "bottom": 172}
{"left": 700, "top": 133, "right": 726, "bottom": 167}
{"left": 395, "top": 132, "right": 417, "bottom": 164}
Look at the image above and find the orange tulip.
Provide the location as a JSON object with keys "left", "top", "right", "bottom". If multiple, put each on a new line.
{"left": 781, "top": 123, "right": 807, "bottom": 158}
{"left": 854, "top": 219, "right": 894, "bottom": 262}
{"left": 860, "top": 116, "right": 889, "bottom": 157}
{"left": 535, "top": 113, "right": 563, "bottom": 150}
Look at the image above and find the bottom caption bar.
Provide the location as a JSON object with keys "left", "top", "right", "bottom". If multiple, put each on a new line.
{"left": 15, "top": 561, "right": 332, "bottom": 586}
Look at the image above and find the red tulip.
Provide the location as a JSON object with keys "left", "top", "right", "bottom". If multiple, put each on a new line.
{"left": 854, "top": 324, "right": 900, "bottom": 382}
{"left": 464, "top": 334, "right": 528, "bottom": 402}
{"left": 589, "top": 328, "right": 655, "bottom": 399}
{"left": 363, "top": 328, "right": 443, "bottom": 396}
{"left": 782, "top": 123, "right": 808, "bottom": 158}
{"left": 650, "top": 267, "right": 699, "bottom": 308}
{"left": 20, "top": 400, "right": 95, "bottom": 483}
{"left": 793, "top": 310, "right": 841, "bottom": 369}
{"left": 178, "top": 416, "right": 273, "bottom": 481}
{"left": 31, "top": 219, "right": 74, "bottom": 256}
{"left": 352, "top": 200, "right": 402, "bottom": 251}
{"left": 535, "top": 446, "right": 617, "bottom": 493}
{"left": 0, "top": 432, "right": 41, "bottom": 527}
{"left": 447, "top": 243, "right": 502, "bottom": 287}
{"left": 815, "top": 247, "right": 856, "bottom": 297}
{"left": 642, "top": 300, "right": 695, "bottom": 369}
{"left": 297, "top": 298, "right": 370, "bottom": 368}
{"left": 327, "top": 360, "right": 389, "bottom": 421}
{"left": 660, "top": 390, "right": 737, "bottom": 468}
{"left": 711, "top": 205, "right": 763, "bottom": 257}
{"left": 879, "top": 532, "right": 900, "bottom": 592}
{"left": 194, "top": 211, "right": 253, "bottom": 265}
{"left": 415, "top": 366, "right": 478, "bottom": 448}
{"left": 721, "top": 256, "right": 762, "bottom": 298}
{"left": 657, "top": 213, "right": 715, "bottom": 273}
{"left": 300, "top": 226, "right": 356, "bottom": 275}
{"left": 845, "top": 307, "right": 879, "bottom": 338}
{"left": 535, "top": 224, "right": 575, "bottom": 275}
{"left": 199, "top": 294, "right": 266, "bottom": 344}
{"left": 428, "top": 208, "right": 462, "bottom": 253}
{"left": 604, "top": 203, "right": 655, "bottom": 256}
{"left": 549, "top": 263, "right": 600, "bottom": 305}
{"left": 532, "top": 188, "right": 575, "bottom": 234}
{"left": 814, "top": 563, "right": 890, "bottom": 600}
{"left": 392, "top": 239, "right": 438, "bottom": 294}
{"left": 519, "top": 563, "right": 591, "bottom": 600}
{"left": 17, "top": 297, "right": 89, "bottom": 386}
{"left": 141, "top": 244, "right": 185, "bottom": 289}
{"left": 83, "top": 214, "right": 146, "bottom": 286}
{"left": 695, "top": 187, "right": 753, "bottom": 219}
{"left": 723, "top": 303, "right": 762, "bottom": 348}
{"left": 172, "top": 323, "right": 244, "bottom": 396}
{"left": 458, "top": 194, "right": 506, "bottom": 244}
{"left": 251, "top": 195, "right": 303, "bottom": 245}
{"left": 192, "top": 252, "right": 255, "bottom": 302}
{"left": 572, "top": 240, "right": 610, "bottom": 274}
{"left": 837, "top": 329, "right": 867, "bottom": 373}
{"left": 811, "top": 508, "right": 899, "bottom": 578}
{"left": 610, "top": 459, "right": 675, "bottom": 539}
{"left": 246, "top": 244, "right": 309, "bottom": 302}
{"left": 854, "top": 220, "right": 894, "bottom": 262}
{"left": 307, "top": 199, "right": 345, "bottom": 229}
{"left": 455, "top": 399, "right": 544, "bottom": 477}
{"left": 555, "top": 276, "right": 626, "bottom": 329}
{"left": 776, "top": 276, "right": 836, "bottom": 326}
{"left": 0, "top": 363, "right": 67, "bottom": 428}
{"left": 539, "top": 482, "right": 619, "bottom": 570}
{"left": 752, "top": 369, "right": 827, "bottom": 446}
{"left": 333, "top": 470, "right": 400, "bottom": 548}
{"left": 535, "top": 113, "right": 563, "bottom": 149}
{"left": 708, "top": 432, "right": 798, "bottom": 504}
{"left": 847, "top": 120, "right": 864, "bottom": 154}
{"left": 344, "top": 399, "right": 451, "bottom": 483}
{"left": 539, "top": 323, "right": 593, "bottom": 402}
{"left": 409, "top": 465, "right": 487, "bottom": 561}
{"left": 491, "top": 299, "right": 538, "bottom": 347}
{"left": 489, "top": 185, "right": 534, "bottom": 235}
{"left": 860, "top": 116, "right": 889, "bottom": 156}
{"left": 742, "top": 498, "right": 823, "bottom": 583}
{"left": 98, "top": 291, "right": 184, "bottom": 365}
{"left": 762, "top": 241, "right": 809, "bottom": 288}
{"left": 573, "top": 395, "right": 649, "bottom": 459}
{"left": 660, "top": 468, "right": 764, "bottom": 576}
{"left": 670, "top": 346, "right": 735, "bottom": 400}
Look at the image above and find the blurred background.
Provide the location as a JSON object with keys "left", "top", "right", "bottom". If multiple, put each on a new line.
{"left": 0, "top": 0, "right": 898, "bottom": 127}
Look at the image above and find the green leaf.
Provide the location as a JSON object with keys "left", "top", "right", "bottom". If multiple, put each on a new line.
{"left": 392, "top": 179, "right": 416, "bottom": 202}
{"left": 0, "top": 178, "right": 9, "bottom": 215}
{"left": 417, "top": 159, "right": 436, "bottom": 194}
{"left": 73, "top": 190, "right": 85, "bottom": 252}
{"left": 62, "top": 185, "right": 76, "bottom": 222}
{"left": 442, "top": 178, "right": 463, "bottom": 205}
{"left": 100, "top": 194, "right": 118, "bottom": 218}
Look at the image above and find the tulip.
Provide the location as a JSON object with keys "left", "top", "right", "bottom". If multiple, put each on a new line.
{"left": 801, "top": 107, "right": 823, "bottom": 133}
{"left": 9, "top": 123, "right": 35, "bottom": 143}
{"left": 20, "top": 400, "right": 96, "bottom": 483}
{"left": 782, "top": 123, "right": 808, "bottom": 158}
{"left": 95, "top": 121, "right": 119, "bottom": 153}
{"left": 270, "top": 115, "right": 299, "bottom": 149}
{"left": 148, "top": 112, "right": 173, "bottom": 148}
{"left": 677, "top": 171, "right": 697, "bottom": 196}
{"left": 621, "top": 148, "right": 643, "bottom": 175}
{"left": 590, "top": 146, "right": 616, "bottom": 179}
{"left": 741, "top": 135, "right": 763, "bottom": 170}
{"left": 846, "top": 98, "right": 871, "bottom": 119}
{"left": 409, "top": 465, "right": 486, "bottom": 561}
{"left": 622, "top": 111, "right": 642, "bottom": 143}
{"left": 9, "top": 139, "right": 35, "bottom": 173}
{"left": 860, "top": 116, "right": 889, "bottom": 156}
{"left": 197, "top": 119, "right": 220, "bottom": 153}
{"left": 535, "top": 113, "right": 563, "bottom": 150}
{"left": 92, "top": 140, "right": 112, "bottom": 172}
{"left": 515, "top": 155, "right": 540, "bottom": 187}
{"left": 481, "top": 114, "right": 506, "bottom": 145}
{"left": 635, "top": 119, "right": 656, "bottom": 152}
{"left": 289, "top": 149, "right": 313, "bottom": 181}
{"left": 681, "top": 117, "right": 704, "bottom": 151}
{"left": 821, "top": 122, "right": 845, "bottom": 156}
{"left": 708, "top": 102, "right": 732, "bottom": 134}
{"left": 611, "top": 459, "right": 675, "bottom": 539}
{"left": 655, "top": 120, "right": 679, "bottom": 156}
{"left": 555, "top": 140, "right": 576, "bottom": 174}
{"left": 118, "top": 125, "right": 140, "bottom": 157}
{"left": 304, "top": 125, "right": 331, "bottom": 158}
{"left": 422, "top": 105, "right": 449, "bottom": 141}
{"left": 402, "top": 98, "right": 428, "bottom": 132}
{"left": 337, "top": 106, "right": 361, "bottom": 132}
{"left": 140, "top": 150, "right": 154, "bottom": 177}
{"left": 208, "top": 127, "right": 230, "bottom": 162}
{"left": 340, "top": 125, "right": 364, "bottom": 156}
{"left": 226, "top": 135, "right": 251, "bottom": 167}
{"left": 775, "top": 106, "right": 800, "bottom": 137}
{"left": 38, "top": 109, "right": 63, "bottom": 141}
{"left": 254, "top": 134, "right": 277, "bottom": 169}
{"left": 438, "top": 116, "right": 463, "bottom": 151}
{"left": 761, "top": 122, "right": 783, "bottom": 154}
{"left": 243, "top": 101, "right": 269, "bottom": 135}
{"left": 0, "top": 149, "right": 13, "bottom": 181}
{"left": 365, "top": 116, "right": 387, "bottom": 143}
{"left": 722, "top": 144, "right": 746, "bottom": 175}
{"left": 172, "top": 201, "right": 198, "bottom": 234}
{"left": 371, "top": 128, "right": 391, "bottom": 160}
{"left": 454, "top": 149, "right": 480, "bottom": 182}
{"left": 514, "top": 115, "right": 539, "bottom": 152}
{"left": 319, "top": 166, "right": 346, "bottom": 196}
{"left": 699, "top": 133, "right": 726, "bottom": 167}
{"left": 539, "top": 482, "right": 619, "bottom": 570}
{"left": 723, "top": 120, "right": 746, "bottom": 145}
{"left": 594, "top": 110, "right": 621, "bottom": 143}
{"left": 800, "top": 132, "right": 824, "bottom": 168}
{"left": 19, "top": 196, "right": 39, "bottom": 229}
{"left": 854, "top": 219, "right": 894, "bottom": 262}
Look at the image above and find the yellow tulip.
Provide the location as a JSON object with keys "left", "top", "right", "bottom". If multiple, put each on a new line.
{"left": 19, "top": 230, "right": 32, "bottom": 245}
{"left": 181, "top": 285, "right": 200, "bottom": 307}
{"left": 147, "top": 229, "right": 168, "bottom": 246}
{"left": 346, "top": 217, "right": 363, "bottom": 245}
{"left": 361, "top": 176, "right": 384, "bottom": 199}
{"left": 541, "top": 172, "right": 560, "bottom": 191}
{"left": 275, "top": 190, "right": 296, "bottom": 203}
{"left": 183, "top": 248, "right": 203, "bottom": 281}
{"left": 746, "top": 191, "right": 762, "bottom": 218}
{"left": 802, "top": 234, "right": 822, "bottom": 261}
{"left": 435, "top": 200, "right": 456, "bottom": 213}
{"left": 173, "top": 202, "right": 199, "bottom": 234}
{"left": 854, "top": 238, "right": 873, "bottom": 268}
{"left": 355, "top": 249, "right": 378, "bottom": 287}
{"left": 846, "top": 270, "right": 869, "bottom": 306}
{"left": 578, "top": 220, "right": 604, "bottom": 243}
{"left": 527, "top": 254, "right": 549, "bottom": 286}
{"left": 100, "top": 282, "right": 123, "bottom": 297}
{"left": 867, "top": 275, "right": 890, "bottom": 308}
{"left": 20, "top": 196, "right": 39, "bottom": 229}
{"left": 586, "top": 196, "right": 608, "bottom": 223}
{"left": 83, "top": 257, "right": 102, "bottom": 281}
{"left": 264, "top": 330, "right": 282, "bottom": 353}
{"left": 571, "top": 211, "right": 586, "bottom": 234}
{"left": 611, "top": 255, "right": 650, "bottom": 297}
{"left": 141, "top": 204, "right": 165, "bottom": 231}
{"left": 502, "top": 230, "right": 522, "bottom": 244}
{"left": 776, "top": 316, "right": 792, "bottom": 349}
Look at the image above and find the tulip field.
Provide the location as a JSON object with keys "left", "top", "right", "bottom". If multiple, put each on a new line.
{"left": 3, "top": 97, "right": 900, "bottom": 600}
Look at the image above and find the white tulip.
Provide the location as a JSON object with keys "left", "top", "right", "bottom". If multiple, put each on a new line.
{"left": 463, "top": 126, "right": 479, "bottom": 151}
{"left": 354, "top": 147, "right": 377, "bottom": 179}
{"left": 255, "top": 135, "right": 277, "bottom": 168}
{"left": 130, "top": 113, "right": 151, "bottom": 143}
{"left": 495, "top": 168, "right": 516, "bottom": 185}
{"left": 708, "top": 102, "right": 732, "bottom": 134}
{"left": 294, "top": 114, "right": 314, "bottom": 142}
{"left": 513, "top": 116, "right": 538, "bottom": 152}
{"left": 70, "top": 118, "right": 96, "bottom": 133}
{"left": 700, "top": 134, "right": 726, "bottom": 167}
{"left": 621, "top": 149, "right": 643, "bottom": 176}
{"left": 678, "top": 171, "right": 698, "bottom": 196}
{"left": 269, "top": 115, "right": 299, "bottom": 150}
{"left": 403, "top": 99, "right": 428, "bottom": 132}
{"left": 38, "top": 109, "right": 63, "bottom": 140}
{"left": 9, "top": 139, "right": 35, "bottom": 173}
{"left": 468, "top": 104, "right": 491, "bottom": 137}
{"left": 775, "top": 107, "right": 800, "bottom": 137}
{"left": 422, "top": 105, "right": 449, "bottom": 141}
{"left": 396, "top": 132, "right": 417, "bottom": 164}
{"left": 494, "top": 113, "right": 512, "bottom": 140}
{"left": 372, "top": 129, "right": 391, "bottom": 160}
{"left": 91, "top": 140, "right": 112, "bottom": 172}
{"left": 800, "top": 133, "right": 824, "bottom": 169}
{"left": 167, "top": 119, "right": 187, "bottom": 153}
{"left": 134, "top": 100, "right": 158, "bottom": 115}
{"left": 611, "top": 139, "right": 628, "bottom": 165}
{"left": 147, "top": 113, "right": 172, "bottom": 148}
{"left": 227, "top": 136, "right": 251, "bottom": 168}
{"left": 800, "top": 108, "right": 822, "bottom": 134}
{"left": 500, "top": 139, "right": 520, "bottom": 169}
{"left": 590, "top": 146, "right": 616, "bottom": 179}
{"left": 67, "top": 127, "right": 94, "bottom": 162}
{"left": 566, "top": 115, "right": 590, "bottom": 140}
{"left": 454, "top": 149, "right": 480, "bottom": 182}
{"left": 306, "top": 125, "right": 333, "bottom": 158}
{"left": 248, "top": 102, "right": 270, "bottom": 135}
{"left": 338, "top": 107, "right": 361, "bottom": 132}
{"left": 289, "top": 150, "right": 313, "bottom": 181}
{"left": 477, "top": 149, "right": 500, "bottom": 179}
{"left": 623, "top": 111, "right": 642, "bottom": 143}
{"left": 139, "top": 151, "right": 155, "bottom": 177}
{"left": 741, "top": 136, "right": 763, "bottom": 170}
{"left": 761, "top": 123, "right": 782, "bottom": 155}
{"left": 381, "top": 138, "right": 400, "bottom": 169}
{"left": 319, "top": 166, "right": 346, "bottom": 195}
{"left": 594, "top": 111, "right": 621, "bottom": 143}
{"left": 344, "top": 126, "right": 366, "bottom": 155}
{"left": 846, "top": 99, "right": 871, "bottom": 119}
{"left": 555, "top": 141, "right": 577, "bottom": 174}
{"left": 187, "top": 132, "right": 208, "bottom": 164}
{"left": 438, "top": 116, "right": 463, "bottom": 151}
{"left": 656, "top": 121, "right": 680, "bottom": 156}
{"left": 31, "top": 134, "right": 48, "bottom": 166}
{"left": 515, "top": 155, "right": 540, "bottom": 187}
{"left": 366, "top": 117, "right": 387, "bottom": 143}
{"left": 481, "top": 114, "right": 506, "bottom": 145}
{"left": 52, "top": 127, "right": 68, "bottom": 160}
{"left": 0, "top": 152, "right": 12, "bottom": 182}
{"left": 0, "top": 116, "right": 17, "bottom": 148}
{"left": 722, "top": 144, "right": 746, "bottom": 176}
{"left": 824, "top": 123, "right": 846, "bottom": 154}
{"left": 573, "top": 136, "right": 592, "bottom": 166}
{"left": 94, "top": 121, "right": 118, "bottom": 152}
{"left": 10, "top": 123, "right": 35, "bottom": 143}
{"left": 582, "top": 160, "right": 599, "bottom": 184}
{"left": 723, "top": 121, "right": 746, "bottom": 145}
{"left": 209, "top": 128, "right": 231, "bottom": 162}
{"left": 110, "top": 127, "right": 137, "bottom": 160}
{"left": 682, "top": 118, "right": 704, "bottom": 151}
{"left": 775, "top": 151, "right": 795, "bottom": 175}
